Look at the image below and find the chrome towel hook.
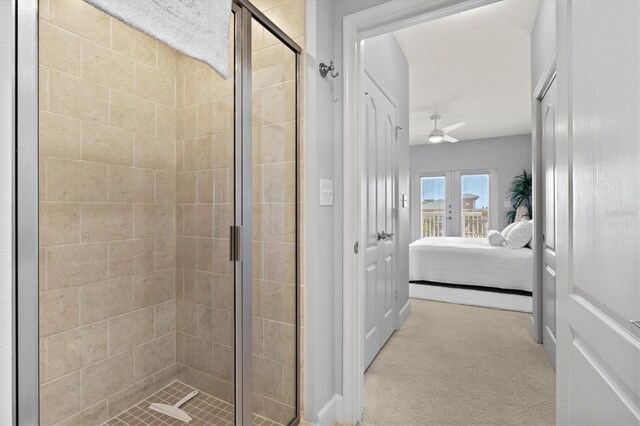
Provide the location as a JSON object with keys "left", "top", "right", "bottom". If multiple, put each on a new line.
{"left": 319, "top": 61, "right": 339, "bottom": 78}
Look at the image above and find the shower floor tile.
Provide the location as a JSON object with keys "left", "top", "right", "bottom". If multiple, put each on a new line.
{"left": 103, "top": 381, "right": 281, "bottom": 426}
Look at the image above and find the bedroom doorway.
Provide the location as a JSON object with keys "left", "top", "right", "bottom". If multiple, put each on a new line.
{"left": 343, "top": 0, "right": 551, "bottom": 424}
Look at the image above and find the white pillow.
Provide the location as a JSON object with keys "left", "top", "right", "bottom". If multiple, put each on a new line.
{"left": 506, "top": 220, "right": 533, "bottom": 249}
{"left": 501, "top": 222, "right": 519, "bottom": 239}
{"left": 486, "top": 230, "right": 505, "bottom": 246}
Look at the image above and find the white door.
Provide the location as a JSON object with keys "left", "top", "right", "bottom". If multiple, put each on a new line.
{"left": 541, "top": 76, "right": 557, "bottom": 369}
{"left": 363, "top": 72, "right": 397, "bottom": 369}
{"left": 454, "top": 171, "right": 494, "bottom": 238}
{"left": 414, "top": 172, "right": 453, "bottom": 239}
{"left": 557, "top": 1, "right": 640, "bottom": 424}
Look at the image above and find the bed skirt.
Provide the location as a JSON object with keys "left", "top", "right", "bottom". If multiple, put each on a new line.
{"left": 410, "top": 281, "right": 532, "bottom": 313}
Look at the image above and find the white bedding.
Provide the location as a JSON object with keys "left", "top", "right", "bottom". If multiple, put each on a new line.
{"left": 409, "top": 237, "right": 533, "bottom": 292}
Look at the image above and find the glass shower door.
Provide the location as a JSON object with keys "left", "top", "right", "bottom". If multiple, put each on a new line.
{"left": 249, "top": 16, "right": 299, "bottom": 426}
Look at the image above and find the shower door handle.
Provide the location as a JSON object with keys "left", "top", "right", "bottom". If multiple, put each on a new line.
{"left": 229, "top": 225, "right": 242, "bottom": 261}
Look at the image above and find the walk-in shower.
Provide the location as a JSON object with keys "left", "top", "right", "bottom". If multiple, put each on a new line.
{"left": 13, "top": 0, "right": 302, "bottom": 424}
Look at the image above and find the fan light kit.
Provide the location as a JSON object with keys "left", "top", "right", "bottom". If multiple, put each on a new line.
{"left": 426, "top": 114, "right": 466, "bottom": 143}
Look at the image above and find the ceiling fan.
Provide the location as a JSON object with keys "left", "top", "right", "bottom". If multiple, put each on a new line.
{"left": 426, "top": 114, "right": 466, "bottom": 143}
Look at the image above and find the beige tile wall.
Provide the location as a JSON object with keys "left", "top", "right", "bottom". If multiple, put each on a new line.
{"left": 39, "top": 1, "right": 178, "bottom": 424}
{"left": 39, "top": 0, "right": 304, "bottom": 425}
{"left": 251, "top": 2, "right": 304, "bottom": 423}
{"left": 174, "top": 47, "right": 238, "bottom": 404}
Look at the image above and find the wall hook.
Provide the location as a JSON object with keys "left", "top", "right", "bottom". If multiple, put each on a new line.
{"left": 319, "top": 61, "right": 339, "bottom": 78}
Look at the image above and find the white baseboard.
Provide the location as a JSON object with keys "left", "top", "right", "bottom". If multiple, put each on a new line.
{"left": 315, "top": 394, "right": 341, "bottom": 425}
{"left": 410, "top": 283, "right": 532, "bottom": 313}
{"left": 397, "top": 298, "right": 411, "bottom": 328}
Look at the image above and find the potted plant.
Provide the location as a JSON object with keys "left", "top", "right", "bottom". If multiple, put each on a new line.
{"left": 506, "top": 169, "right": 532, "bottom": 223}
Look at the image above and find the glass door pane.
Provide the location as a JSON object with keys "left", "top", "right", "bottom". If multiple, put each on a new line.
{"left": 37, "top": 1, "right": 237, "bottom": 424}
{"left": 460, "top": 174, "right": 490, "bottom": 238}
{"left": 250, "top": 17, "right": 298, "bottom": 425}
{"left": 420, "top": 176, "right": 447, "bottom": 237}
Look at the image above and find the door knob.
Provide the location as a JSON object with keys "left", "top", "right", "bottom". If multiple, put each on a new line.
{"left": 378, "top": 231, "right": 394, "bottom": 240}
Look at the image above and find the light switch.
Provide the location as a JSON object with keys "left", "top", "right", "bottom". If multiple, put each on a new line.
{"left": 402, "top": 193, "right": 408, "bottom": 208}
{"left": 320, "top": 179, "right": 334, "bottom": 206}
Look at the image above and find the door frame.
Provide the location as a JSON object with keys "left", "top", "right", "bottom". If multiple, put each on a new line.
{"left": 341, "top": 0, "right": 499, "bottom": 422}
{"left": 531, "top": 51, "right": 557, "bottom": 345}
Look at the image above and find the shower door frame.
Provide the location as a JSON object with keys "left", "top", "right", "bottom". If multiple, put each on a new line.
{"left": 11, "top": 0, "right": 302, "bottom": 425}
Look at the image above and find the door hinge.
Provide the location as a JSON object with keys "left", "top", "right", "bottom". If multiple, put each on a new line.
{"left": 354, "top": 241, "right": 359, "bottom": 254}
{"left": 395, "top": 290, "right": 398, "bottom": 301}
{"left": 229, "top": 225, "right": 242, "bottom": 261}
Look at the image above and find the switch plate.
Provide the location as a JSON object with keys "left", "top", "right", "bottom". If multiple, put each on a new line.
{"left": 402, "top": 193, "right": 408, "bottom": 208}
{"left": 320, "top": 179, "right": 334, "bottom": 206}
{"left": 504, "top": 201, "right": 512, "bottom": 209}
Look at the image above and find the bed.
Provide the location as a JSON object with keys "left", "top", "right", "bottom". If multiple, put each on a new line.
{"left": 409, "top": 237, "right": 533, "bottom": 312}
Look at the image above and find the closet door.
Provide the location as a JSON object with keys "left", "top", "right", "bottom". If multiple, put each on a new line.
{"left": 363, "top": 72, "right": 398, "bottom": 370}
{"left": 541, "top": 76, "right": 557, "bottom": 369}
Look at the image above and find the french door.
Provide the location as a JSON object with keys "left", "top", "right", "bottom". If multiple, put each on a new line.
{"left": 414, "top": 170, "right": 495, "bottom": 240}
{"left": 415, "top": 172, "right": 454, "bottom": 238}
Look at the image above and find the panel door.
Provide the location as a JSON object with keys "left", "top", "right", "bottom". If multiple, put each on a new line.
{"left": 541, "top": 76, "right": 557, "bottom": 369}
{"left": 363, "top": 73, "right": 397, "bottom": 370}
{"left": 557, "top": 1, "right": 640, "bottom": 423}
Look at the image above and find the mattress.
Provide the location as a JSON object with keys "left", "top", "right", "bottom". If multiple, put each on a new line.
{"left": 409, "top": 237, "right": 533, "bottom": 292}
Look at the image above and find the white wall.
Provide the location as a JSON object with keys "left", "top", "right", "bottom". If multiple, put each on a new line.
{"left": 531, "top": 0, "right": 555, "bottom": 88}
{"left": 362, "top": 33, "right": 411, "bottom": 328}
{"left": 304, "top": 0, "right": 339, "bottom": 423}
{"left": 0, "top": 0, "right": 14, "bottom": 423}
{"left": 409, "top": 134, "right": 533, "bottom": 232}
{"left": 305, "top": 0, "right": 408, "bottom": 422}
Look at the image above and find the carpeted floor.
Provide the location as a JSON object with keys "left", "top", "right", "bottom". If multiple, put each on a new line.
{"left": 363, "top": 299, "right": 556, "bottom": 425}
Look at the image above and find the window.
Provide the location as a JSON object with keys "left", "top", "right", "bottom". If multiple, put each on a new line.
{"left": 460, "top": 174, "right": 490, "bottom": 238}
{"left": 413, "top": 169, "right": 496, "bottom": 241}
{"left": 420, "top": 176, "right": 447, "bottom": 237}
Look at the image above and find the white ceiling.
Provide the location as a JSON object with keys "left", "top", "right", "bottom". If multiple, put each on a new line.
{"left": 392, "top": 0, "right": 540, "bottom": 145}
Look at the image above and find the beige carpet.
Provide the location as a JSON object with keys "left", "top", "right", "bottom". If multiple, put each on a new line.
{"left": 363, "top": 299, "right": 555, "bottom": 425}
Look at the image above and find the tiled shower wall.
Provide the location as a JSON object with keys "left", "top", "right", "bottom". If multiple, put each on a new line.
{"left": 38, "top": 0, "right": 179, "bottom": 424}
{"left": 38, "top": 0, "right": 304, "bottom": 425}
{"left": 173, "top": 46, "right": 237, "bottom": 402}
{"left": 251, "top": 3, "right": 304, "bottom": 423}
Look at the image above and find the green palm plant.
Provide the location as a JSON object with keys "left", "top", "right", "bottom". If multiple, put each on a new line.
{"left": 506, "top": 169, "right": 532, "bottom": 223}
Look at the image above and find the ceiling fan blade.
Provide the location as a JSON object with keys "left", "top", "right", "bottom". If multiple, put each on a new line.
{"left": 441, "top": 121, "right": 466, "bottom": 133}
{"left": 443, "top": 135, "right": 458, "bottom": 143}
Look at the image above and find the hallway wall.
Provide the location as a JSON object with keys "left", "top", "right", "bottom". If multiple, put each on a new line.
{"left": 304, "top": 1, "right": 409, "bottom": 422}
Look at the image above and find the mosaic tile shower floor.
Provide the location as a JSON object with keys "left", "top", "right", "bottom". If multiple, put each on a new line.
{"left": 102, "top": 382, "right": 281, "bottom": 426}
